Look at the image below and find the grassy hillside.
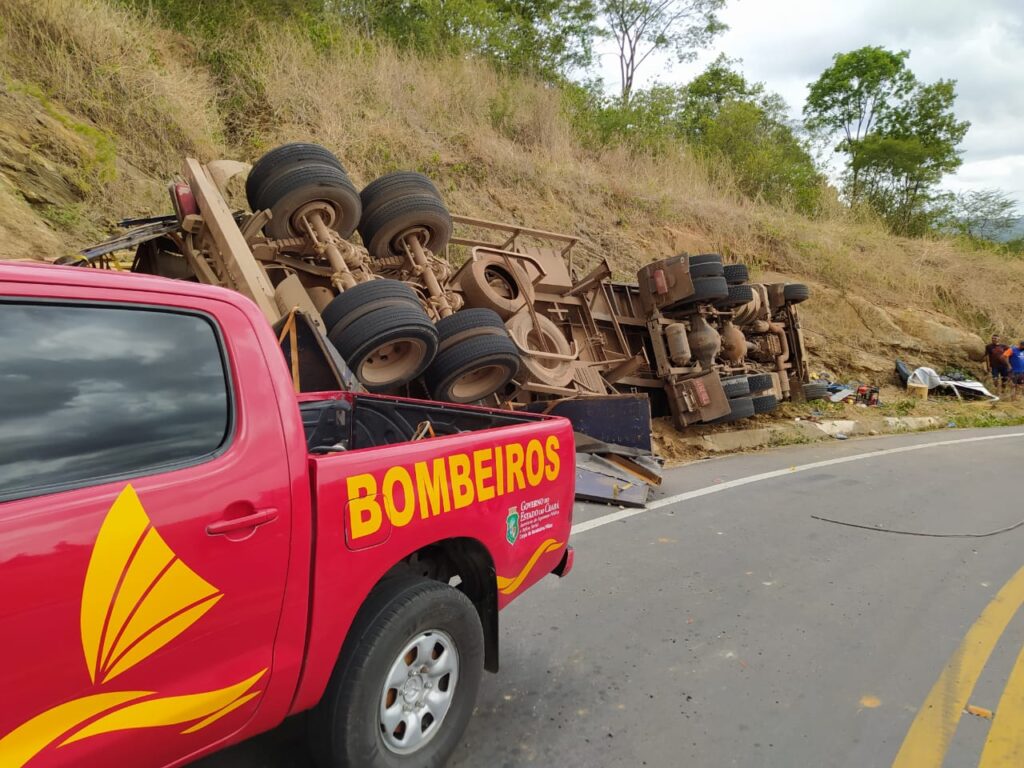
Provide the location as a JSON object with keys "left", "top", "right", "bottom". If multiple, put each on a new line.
{"left": 1, "top": 0, "right": 1020, "bottom": 379}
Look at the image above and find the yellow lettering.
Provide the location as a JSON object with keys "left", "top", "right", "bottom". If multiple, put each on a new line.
{"left": 382, "top": 466, "right": 415, "bottom": 527}
{"left": 495, "top": 444, "right": 504, "bottom": 496}
{"left": 544, "top": 435, "right": 560, "bottom": 481}
{"left": 346, "top": 474, "right": 382, "bottom": 539}
{"left": 415, "top": 459, "right": 451, "bottom": 518}
{"left": 449, "top": 453, "right": 475, "bottom": 509}
{"left": 473, "top": 449, "right": 495, "bottom": 502}
{"left": 525, "top": 439, "right": 544, "bottom": 487}
{"left": 505, "top": 443, "right": 525, "bottom": 493}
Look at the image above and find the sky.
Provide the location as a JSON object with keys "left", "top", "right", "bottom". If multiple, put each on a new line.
{"left": 595, "top": 0, "right": 1024, "bottom": 207}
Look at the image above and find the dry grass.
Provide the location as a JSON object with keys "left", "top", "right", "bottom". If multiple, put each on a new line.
{"left": 0, "top": 0, "right": 222, "bottom": 171}
{"left": 1, "top": 0, "right": 1023, "bottom": 370}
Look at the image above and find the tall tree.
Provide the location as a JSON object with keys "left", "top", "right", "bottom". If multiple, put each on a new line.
{"left": 803, "top": 46, "right": 915, "bottom": 202}
{"left": 599, "top": 0, "right": 726, "bottom": 102}
{"left": 805, "top": 46, "right": 969, "bottom": 234}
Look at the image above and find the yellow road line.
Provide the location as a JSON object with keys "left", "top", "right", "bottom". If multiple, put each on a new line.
{"left": 892, "top": 565, "right": 1024, "bottom": 767}
{"left": 979, "top": 638, "right": 1024, "bottom": 764}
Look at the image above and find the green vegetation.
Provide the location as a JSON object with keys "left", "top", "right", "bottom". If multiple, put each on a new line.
{"left": 805, "top": 45, "right": 970, "bottom": 236}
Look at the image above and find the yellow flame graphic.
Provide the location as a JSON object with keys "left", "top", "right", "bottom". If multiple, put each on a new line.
{"left": 495, "top": 539, "right": 562, "bottom": 595}
{"left": 0, "top": 485, "right": 264, "bottom": 768}
{"left": 80, "top": 485, "right": 222, "bottom": 684}
{"left": 61, "top": 670, "right": 266, "bottom": 745}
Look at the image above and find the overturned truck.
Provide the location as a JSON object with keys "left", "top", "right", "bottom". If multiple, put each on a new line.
{"left": 78, "top": 143, "right": 812, "bottom": 435}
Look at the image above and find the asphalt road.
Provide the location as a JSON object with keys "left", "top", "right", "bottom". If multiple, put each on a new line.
{"left": 199, "top": 426, "right": 1024, "bottom": 768}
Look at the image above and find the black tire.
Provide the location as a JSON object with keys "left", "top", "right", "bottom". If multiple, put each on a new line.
{"left": 752, "top": 393, "right": 779, "bottom": 414}
{"left": 746, "top": 372, "right": 774, "bottom": 394}
{"left": 708, "top": 395, "right": 755, "bottom": 424}
{"left": 721, "top": 375, "right": 751, "bottom": 399}
{"left": 688, "top": 253, "right": 722, "bottom": 266}
{"left": 246, "top": 143, "right": 344, "bottom": 209}
{"left": 715, "top": 283, "right": 756, "bottom": 309}
{"left": 435, "top": 307, "right": 508, "bottom": 336}
{"left": 723, "top": 264, "right": 749, "bottom": 285}
{"left": 675, "top": 276, "right": 729, "bottom": 307}
{"left": 328, "top": 304, "right": 438, "bottom": 392}
{"left": 308, "top": 577, "right": 484, "bottom": 768}
{"left": 783, "top": 283, "right": 811, "bottom": 304}
{"left": 803, "top": 381, "right": 829, "bottom": 401}
{"left": 689, "top": 261, "right": 725, "bottom": 279}
{"left": 322, "top": 280, "right": 421, "bottom": 332}
{"left": 254, "top": 163, "right": 361, "bottom": 240}
{"left": 427, "top": 331, "right": 520, "bottom": 403}
{"left": 361, "top": 172, "right": 442, "bottom": 223}
{"left": 358, "top": 194, "right": 453, "bottom": 261}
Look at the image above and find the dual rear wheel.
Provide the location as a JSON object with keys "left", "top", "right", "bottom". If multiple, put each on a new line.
{"left": 248, "top": 145, "right": 520, "bottom": 400}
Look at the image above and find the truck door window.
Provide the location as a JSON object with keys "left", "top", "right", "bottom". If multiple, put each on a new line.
{"left": 0, "top": 301, "right": 231, "bottom": 502}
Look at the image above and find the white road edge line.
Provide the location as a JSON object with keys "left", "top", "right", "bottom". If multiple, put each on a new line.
{"left": 571, "top": 431, "right": 1024, "bottom": 536}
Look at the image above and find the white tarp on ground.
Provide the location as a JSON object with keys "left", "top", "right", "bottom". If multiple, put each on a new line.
{"left": 908, "top": 366, "right": 999, "bottom": 401}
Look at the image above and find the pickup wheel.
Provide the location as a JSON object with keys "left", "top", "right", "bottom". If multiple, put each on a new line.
{"left": 309, "top": 577, "right": 484, "bottom": 768}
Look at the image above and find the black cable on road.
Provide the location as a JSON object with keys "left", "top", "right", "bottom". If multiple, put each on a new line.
{"left": 810, "top": 515, "right": 1024, "bottom": 538}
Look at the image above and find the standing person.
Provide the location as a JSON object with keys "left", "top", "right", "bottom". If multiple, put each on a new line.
{"left": 1004, "top": 341, "right": 1024, "bottom": 399}
{"left": 986, "top": 334, "right": 1011, "bottom": 392}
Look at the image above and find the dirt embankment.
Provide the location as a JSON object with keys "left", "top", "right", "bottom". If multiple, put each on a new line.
{"left": 0, "top": 0, "right": 1013, "bottom": 385}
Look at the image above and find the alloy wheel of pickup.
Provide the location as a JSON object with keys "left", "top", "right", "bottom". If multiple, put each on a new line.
{"left": 309, "top": 577, "right": 483, "bottom": 768}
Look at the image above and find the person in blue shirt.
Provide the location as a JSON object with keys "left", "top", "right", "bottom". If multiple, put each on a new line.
{"left": 1004, "top": 341, "right": 1024, "bottom": 397}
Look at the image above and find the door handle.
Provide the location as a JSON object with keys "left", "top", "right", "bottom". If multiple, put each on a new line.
{"left": 207, "top": 508, "right": 278, "bottom": 536}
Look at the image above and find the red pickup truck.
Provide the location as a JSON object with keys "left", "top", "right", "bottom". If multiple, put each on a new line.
{"left": 0, "top": 262, "right": 574, "bottom": 768}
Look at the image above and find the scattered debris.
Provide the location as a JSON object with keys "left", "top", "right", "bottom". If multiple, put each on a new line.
{"left": 909, "top": 366, "right": 995, "bottom": 403}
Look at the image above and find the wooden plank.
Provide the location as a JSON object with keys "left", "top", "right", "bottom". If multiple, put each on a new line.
{"left": 183, "top": 157, "right": 279, "bottom": 323}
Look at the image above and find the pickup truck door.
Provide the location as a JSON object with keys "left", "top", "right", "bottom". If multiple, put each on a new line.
{"left": 0, "top": 287, "right": 293, "bottom": 768}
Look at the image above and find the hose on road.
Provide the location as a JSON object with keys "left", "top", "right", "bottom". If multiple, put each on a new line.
{"left": 810, "top": 515, "right": 1024, "bottom": 538}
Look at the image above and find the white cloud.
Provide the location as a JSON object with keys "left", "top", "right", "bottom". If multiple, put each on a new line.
{"left": 594, "top": 0, "right": 1024, "bottom": 204}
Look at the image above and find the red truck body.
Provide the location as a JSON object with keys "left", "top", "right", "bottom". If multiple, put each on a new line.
{"left": 0, "top": 262, "right": 574, "bottom": 768}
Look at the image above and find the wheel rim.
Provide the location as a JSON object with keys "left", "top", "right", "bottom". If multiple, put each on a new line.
{"left": 448, "top": 363, "right": 509, "bottom": 401}
{"left": 379, "top": 629, "right": 459, "bottom": 755}
{"left": 484, "top": 266, "right": 519, "bottom": 300}
{"left": 357, "top": 338, "right": 428, "bottom": 387}
{"left": 526, "top": 330, "right": 564, "bottom": 371}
